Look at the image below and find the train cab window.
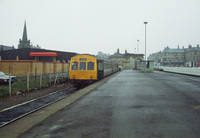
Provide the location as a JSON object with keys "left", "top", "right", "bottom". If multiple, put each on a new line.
{"left": 80, "top": 62, "right": 86, "bottom": 70}
{"left": 88, "top": 62, "right": 94, "bottom": 70}
{"left": 71, "top": 62, "right": 78, "bottom": 70}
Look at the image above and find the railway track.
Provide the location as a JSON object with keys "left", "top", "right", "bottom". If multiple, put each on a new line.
{"left": 0, "top": 87, "right": 76, "bottom": 128}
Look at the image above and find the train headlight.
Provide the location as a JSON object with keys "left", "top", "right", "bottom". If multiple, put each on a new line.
{"left": 72, "top": 75, "right": 75, "bottom": 79}
{"left": 90, "top": 75, "right": 93, "bottom": 80}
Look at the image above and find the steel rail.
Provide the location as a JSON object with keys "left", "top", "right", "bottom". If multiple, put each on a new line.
{"left": 0, "top": 87, "right": 76, "bottom": 128}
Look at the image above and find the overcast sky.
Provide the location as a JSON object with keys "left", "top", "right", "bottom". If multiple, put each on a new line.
{"left": 0, "top": 0, "right": 200, "bottom": 56}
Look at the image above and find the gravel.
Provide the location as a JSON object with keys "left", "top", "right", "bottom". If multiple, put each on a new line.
{"left": 0, "top": 82, "right": 73, "bottom": 111}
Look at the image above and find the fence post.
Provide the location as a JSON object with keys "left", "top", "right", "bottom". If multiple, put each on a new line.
{"left": 67, "top": 72, "right": 69, "bottom": 82}
{"left": 49, "top": 72, "right": 51, "bottom": 86}
{"left": 54, "top": 72, "right": 59, "bottom": 85}
{"left": 35, "top": 66, "right": 37, "bottom": 81}
{"left": 9, "top": 73, "right": 11, "bottom": 96}
{"left": 27, "top": 72, "right": 29, "bottom": 92}
{"left": 40, "top": 72, "right": 42, "bottom": 89}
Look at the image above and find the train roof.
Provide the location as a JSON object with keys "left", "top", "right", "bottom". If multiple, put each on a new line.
{"left": 71, "top": 54, "right": 119, "bottom": 64}
{"left": 76, "top": 54, "right": 96, "bottom": 57}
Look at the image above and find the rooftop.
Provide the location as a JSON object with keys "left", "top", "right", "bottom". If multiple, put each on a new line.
{"left": 163, "top": 48, "right": 185, "bottom": 53}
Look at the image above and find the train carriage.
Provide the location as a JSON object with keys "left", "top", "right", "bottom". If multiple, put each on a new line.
{"left": 70, "top": 55, "right": 97, "bottom": 85}
{"left": 69, "top": 54, "right": 119, "bottom": 88}
{"left": 112, "top": 61, "right": 119, "bottom": 73}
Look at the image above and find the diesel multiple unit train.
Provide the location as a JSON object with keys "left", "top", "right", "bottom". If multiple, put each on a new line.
{"left": 69, "top": 54, "right": 119, "bottom": 88}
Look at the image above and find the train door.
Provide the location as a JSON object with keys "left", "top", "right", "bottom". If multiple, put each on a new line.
{"left": 111, "top": 62, "right": 113, "bottom": 73}
{"left": 97, "top": 60, "right": 104, "bottom": 80}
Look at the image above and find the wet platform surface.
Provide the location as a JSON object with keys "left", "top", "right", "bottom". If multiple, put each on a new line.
{"left": 6, "top": 70, "right": 200, "bottom": 137}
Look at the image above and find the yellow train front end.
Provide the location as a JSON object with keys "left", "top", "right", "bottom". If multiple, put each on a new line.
{"left": 69, "top": 55, "right": 98, "bottom": 87}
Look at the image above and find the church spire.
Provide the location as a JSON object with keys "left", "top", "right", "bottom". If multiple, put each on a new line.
{"left": 22, "top": 21, "right": 28, "bottom": 41}
{"left": 18, "top": 21, "right": 31, "bottom": 49}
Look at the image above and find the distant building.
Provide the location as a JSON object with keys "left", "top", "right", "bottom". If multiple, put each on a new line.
{"left": 109, "top": 48, "right": 144, "bottom": 69}
{"left": 0, "top": 48, "right": 76, "bottom": 63}
{"left": 18, "top": 21, "right": 41, "bottom": 49}
{"left": 0, "top": 45, "right": 15, "bottom": 51}
{"left": 185, "top": 44, "right": 200, "bottom": 67}
{"left": 96, "top": 51, "right": 110, "bottom": 59}
{"left": 149, "top": 44, "right": 200, "bottom": 67}
{"left": 148, "top": 51, "right": 162, "bottom": 63}
{"left": 162, "top": 46, "right": 185, "bottom": 66}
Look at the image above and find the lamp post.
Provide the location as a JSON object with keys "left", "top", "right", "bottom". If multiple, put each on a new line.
{"left": 144, "top": 21, "right": 148, "bottom": 73}
{"left": 137, "top": 40, "right": 139, "bottom": 54}
{"left": 136, "top": 40, "right": 139, "bottom": 70}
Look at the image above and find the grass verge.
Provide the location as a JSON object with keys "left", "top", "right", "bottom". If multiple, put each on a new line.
{"left": 0, "top": 77, "right": 67, "bottom": 97}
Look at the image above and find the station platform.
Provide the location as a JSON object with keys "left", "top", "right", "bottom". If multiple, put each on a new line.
{"left": 0, "top": 70, "right": 118, "bottom": 138}
{"left": 1, "top": 70, "right": 200, "bottom": 137}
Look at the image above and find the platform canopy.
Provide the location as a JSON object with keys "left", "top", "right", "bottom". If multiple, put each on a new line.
{"left": 30, "top": 52, "right": 58, "bottom": 57}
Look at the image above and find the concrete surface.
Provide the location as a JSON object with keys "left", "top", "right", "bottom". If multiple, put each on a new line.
{"left": 0, "top": 73, "right": 116, "bottom": 138}
{"left": 3, "top": 70, "right": 200, "bottom": 138}
{"left": 162, "top": 66, "right": 200, "bottom": 76}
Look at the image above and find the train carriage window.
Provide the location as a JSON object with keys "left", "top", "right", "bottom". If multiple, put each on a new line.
{"left": 72, "top": 62, "right": 78, "bottom": 70}
{"left": 88, "top": 62, "right": 94, "bottom": 70}
{"left": 98, "top": 63, "right": 103, "bottom": 70}
{"left": 80, "top": 62, "right": 86, "bottom": 70}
